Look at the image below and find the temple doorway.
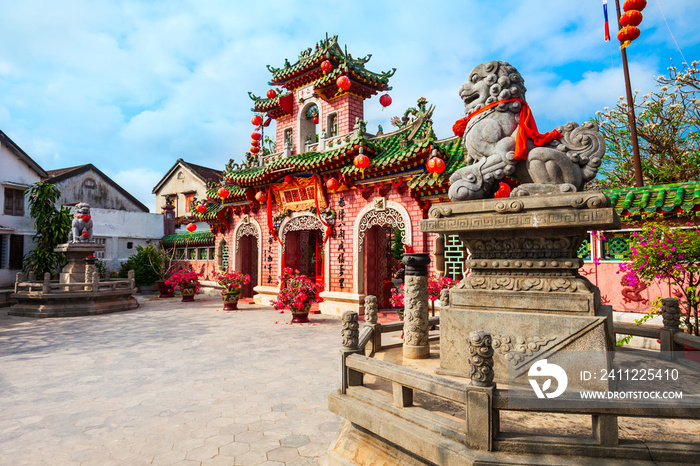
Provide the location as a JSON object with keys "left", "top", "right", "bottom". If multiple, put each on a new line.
{"left": 237, "top": 234, "right": 258, "bottom": 298}
{"left": 285, "top": 229, "right": 324, "bottom": 286}
{"left": 363, "top": 226, "right": 402, "bottom": 309}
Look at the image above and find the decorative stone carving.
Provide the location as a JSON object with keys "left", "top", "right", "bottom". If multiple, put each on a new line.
{"left": 364, "top": 295, "right": 378, "bottom": 325}
{"left": 357, "top": 207, "right": 406, "bottom": 252}
{"left": 402, "top": 253, "right": 431, "bottom": 359}
{"left": 491, "top": 334, "right": 558, "bottom": 365}
{"left": 279, "top": 214, "right": 325, "bottom": 250}
{"left": 439, "top": 289, "right": 449, "bottom": 307}
{"left": 449, "top": 60, "right": 604, "bottom": 201}
{"left": 662, "top": 298, "right": 681, "bottom": 329}
{"left": 68, "top": 203, "right": 94, "bottom": 243}
{"left": 468, "top": 331, "right": 494, "bottom": 387}
{"left": 342, "top": 311, "right": 359, "bottom": 349}
{"left": 235, "top": 223, "right": 258, "bottom": 252}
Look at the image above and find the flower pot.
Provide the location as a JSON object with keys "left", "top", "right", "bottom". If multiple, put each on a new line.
{"left": 222, "top": 291, "right": 242, "bottom": 310}
{"left": 181, "top": 287, "right": 196, "bottom": 302}
{"left": 157, "top": 281, "right": 174, "bottom": 298}
{"left": 291, "top": 303, "right": 312, "bottom": 323}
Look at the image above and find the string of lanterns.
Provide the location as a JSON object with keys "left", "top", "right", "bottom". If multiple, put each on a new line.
{"left": 618, "top": 0, "right": 646, "bottom": 49}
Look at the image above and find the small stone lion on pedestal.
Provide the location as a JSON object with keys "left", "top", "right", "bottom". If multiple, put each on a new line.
{"left": 449, "top": 61, "right": 605, "bottom": 201}
{"left": 68, "top": 203, "right": 93, "bottom": 243}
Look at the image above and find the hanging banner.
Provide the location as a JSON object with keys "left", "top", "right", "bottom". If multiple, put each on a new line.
{"left": 271, "top": 175, "right": 327, "bottom": 212}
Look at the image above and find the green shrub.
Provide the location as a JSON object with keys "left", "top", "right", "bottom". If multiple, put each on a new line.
{"left": 119, "top": 245, "right": 162, "bottom": 286}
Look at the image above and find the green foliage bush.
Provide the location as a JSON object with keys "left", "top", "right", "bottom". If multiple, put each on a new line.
{"left": 118, "top": 245, "right": 162, "bottom": 286}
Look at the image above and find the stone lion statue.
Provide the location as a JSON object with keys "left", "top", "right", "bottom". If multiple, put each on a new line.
{"left": 68, "top": 202, "right": 93, "bottom": 243}
{"left": 448, "top": 61, "right": 604, "bottom": 201}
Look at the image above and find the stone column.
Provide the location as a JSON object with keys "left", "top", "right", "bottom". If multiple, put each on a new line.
{"left": 468, "top": 330, "right": 495, "bottom": 387}
{"left": 660, "top": 297, "right": 683, "bottom": 359}
{"left": 341, "top": 311, "right": 362, "bottom": 393}
{"left": 364, "top": 295, "right": 381, "bottom": 354}
{"left": 402, "top": 253, "right": 431, "bottom": 359}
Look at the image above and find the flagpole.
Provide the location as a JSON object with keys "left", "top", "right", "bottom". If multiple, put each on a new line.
{"left": 614, "top": 0, "right": 644, "bottom": 187}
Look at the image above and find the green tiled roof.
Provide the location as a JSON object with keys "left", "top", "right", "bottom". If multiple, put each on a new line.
{"left": 603, "top": 181, "right": 700, "bottom": 218}
{"left": 250, "top": 34, "right": 395, "bottom": 107}
{"left": 162, "top": 230, "right": 214, "bottom": 246}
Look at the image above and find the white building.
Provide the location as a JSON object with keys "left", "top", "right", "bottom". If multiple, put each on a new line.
{"left": 0, "top": 130, "right": 48, "bottom": 286}
{"left": 0, "top": 131, "right": 165, "bottom": 285}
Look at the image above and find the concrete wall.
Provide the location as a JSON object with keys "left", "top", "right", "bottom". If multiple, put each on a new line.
{"left": 0, "top": 139, "right": 44, "bottom": 287}
{"left": 154, "top": 165, "right": 208, "bottom": 218}
{"left": 53, "top": 168, "right": 146, "bottom": 212}
{"left": 90, "top": 207, "right": 164, "bottom": 271}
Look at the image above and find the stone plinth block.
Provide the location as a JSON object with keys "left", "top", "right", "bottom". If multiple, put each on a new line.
{"left": 55, "top": 242, "right": 105, "bottom": 284}
{"left": 421, "top": 192, "right": 619, "bottom": 390}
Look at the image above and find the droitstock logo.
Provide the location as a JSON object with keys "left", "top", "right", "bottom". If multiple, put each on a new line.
{"left": 528, "top": 359, "right": 568, "bottom": 399}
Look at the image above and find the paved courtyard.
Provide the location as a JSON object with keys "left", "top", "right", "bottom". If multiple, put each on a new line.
{"left": 0, "top": 294, "right": 345, "bottom": 465}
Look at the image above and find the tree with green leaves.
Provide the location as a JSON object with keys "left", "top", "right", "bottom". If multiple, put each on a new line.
{"left": 592, "top": 61, "right": 700, "bottom": 189}
{"left": 22, "top": 181, "right": 72, "bottom": 277}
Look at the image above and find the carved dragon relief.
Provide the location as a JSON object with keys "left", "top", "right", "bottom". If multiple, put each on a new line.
{"left": 491, "top": 334, "right": 559, "bottom": 365}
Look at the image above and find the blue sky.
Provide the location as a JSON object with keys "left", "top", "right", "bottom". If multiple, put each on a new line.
{"left": 2, "top": 0, "right": 700, "bottom": 212}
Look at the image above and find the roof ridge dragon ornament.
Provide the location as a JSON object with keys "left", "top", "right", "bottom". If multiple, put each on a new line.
{"left": 448, "top": 61, "right": 604, "bottom": 201}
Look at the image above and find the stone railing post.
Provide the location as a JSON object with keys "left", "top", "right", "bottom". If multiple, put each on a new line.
{"left": 341, "top": 311, "right": 362, "bottom": 394}
{"left": 128, "top": 270, "right": 135, "bottom": 289}
{"left": 42, "top": 273, "right": 51, "bottom": 294}
{"left": 92, "top": 272, "right": 100, "bottom": 293}
{"left": 364, "top": 295, "right": 381, "bottom": 354}
{"left": 466, "top": 330, "right": 495, "bottom": 452}
{"left": 660, "top": 297, "right": 684, "bottom": 360}
{"left": 14, "top": 272, "right": 23, "bottom": 293}
{"left": 28, "top": 271, "right": 35, "bottom": 282}
{"left": 402, "top": 253, "right": 430, "bottom": 359}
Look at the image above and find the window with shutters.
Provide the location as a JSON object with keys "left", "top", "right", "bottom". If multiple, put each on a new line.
{"left": 4, "top": 188, "right": 24, "bottom": 216}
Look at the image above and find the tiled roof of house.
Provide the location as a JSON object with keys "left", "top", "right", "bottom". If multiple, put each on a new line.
{"left": 603, "top": 181, "right": 700, "bottom": 218}
{"left": 161, "top": 230, "right": 214, "bottom": 246}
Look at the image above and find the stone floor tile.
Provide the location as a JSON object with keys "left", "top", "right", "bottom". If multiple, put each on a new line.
{"left": 298, "top": 442, "right": 329, "bottom": 458}
{"left": 152, "top": 448, "right": 187, "bottom": 465}
{"left": 234, "top": 430, "right": 264, "bottom": 443}
{"left": 248, "top": 438, "right": 282, "bottom": 453}
{"left": 202, "top": 454, "right": 239, "bottom": 465}
{"left": 234, "top": 450, "right": 268, "bottom": 465}
{"left": 219, "top": 422, "right": 249, "bottom": 436}
{"left": 266, "top": 445, "right": 300, "bottom": 462}
{"left": 219, "top": 441, "right": 250, "bottom": 456}
{"left": 186, "top": 442, "right": 220, "bottom": 461}
{"left": 287, "top": 456, "right": 321, "bottom": 466}
{"left": 281, "top": 434, "right": 310, "bottom": 448}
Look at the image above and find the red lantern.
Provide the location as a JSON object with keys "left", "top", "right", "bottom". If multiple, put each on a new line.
{"left": 251, "top": 139, "right": 260, "bottom": 147}
{"left": 326, "top": 178, "right": 340, "bottom": 191}
{"left": 379, "top": 94, "right": 392, "bottom": 108}
{"left": 218, "top": 187, "right": 230, "bottom": 199}
{"left": 186, "top": 223, "right": 197, "bottom": 233}
{"left": 251, "top": 131, "right": 262, "bottom": 140}
{"left": 337, "top": 76, "right": 351, "bottom": 91}
{"left": 312, "top": 116, "right": 319, "bottom": 124}
{"left": 321, "top": 60, "right": 333, "bottom": 73}
{"left": 494, "top": 182, "right": 511, "bottom": 199}
{"left": 255, "top": 191, "right": 267, "bottom": 203}
{"left": 251, "top": 115, "right": 263, "bottom": 126}
{"left": 82, "top": 215, "right": 91, "bottom": 222}
{"left": 426, "top": 156, "right": 446, "bottom": 180}
{"left": 266, "top": 89, "right": 277, "bottom": 99}
{"left": 623, "top": 0, "right": 646, "bottom": 12}
{"left": 620, "top": 9, "right": 643, "bottom": 27}
{"left": 196, "top": 204, "right": 207, "bottom": 214}
{"left": 81, "top": 231, "right": 89, "bottom": 238}
{"left": 250, "top": 146, "right": 260, "bottom": 154}
{"left": 617, "top": 25, "right": 640, "bottom": 48}
{"left": 353, "top": 153, "right": 370, "bottom": 176}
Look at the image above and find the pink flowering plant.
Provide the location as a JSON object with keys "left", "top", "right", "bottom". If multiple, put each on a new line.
{"left": 618, "top": 222, "right": 700, "bottom": 336}
{"left": 165, "top": 269, "right": 201, "bottom": 294}
{"left": 271, "top": 268, "right": 323, "bottom": 314}
{"left": 217, "top": 271, "right": 251, "bottom": 294}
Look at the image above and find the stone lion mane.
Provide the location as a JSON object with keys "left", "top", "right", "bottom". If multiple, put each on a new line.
{"left": 449, "top": 60, "right": 604, "bottom": 201}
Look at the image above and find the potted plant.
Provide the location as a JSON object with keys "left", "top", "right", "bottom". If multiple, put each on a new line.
{"left": 217, "top": 271, "right": 251, "bottom": 310}
{"left": 271, "top": 268, "right": 323, "bottom": 323}
{"left": 165, "top": 269, "right": 201, "bottom": 302}
{"left": 146, "top": 245, "right": 178, "bottom": 298}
